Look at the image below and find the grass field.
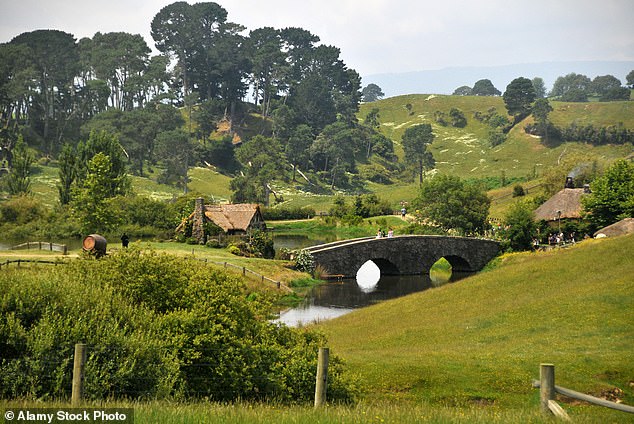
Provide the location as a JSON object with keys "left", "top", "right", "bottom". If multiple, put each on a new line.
{"left": 317, "top": 234, "right": 634, "bottom": 422}
{"left": 2, "top": 235, "right": 632, "bottom": 423}
{"left": 359, "top": 95, "right": 633, "bottom": 181}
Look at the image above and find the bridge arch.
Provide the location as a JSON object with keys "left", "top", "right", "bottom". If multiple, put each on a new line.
{"left": 307, "top": 235, "right": 499, "bottom": 278}
{"left": 432, "top": 254, "right": 472, "bottom": 273}
{"left": 368, "top": 258, "right": 400, "bottom": 275}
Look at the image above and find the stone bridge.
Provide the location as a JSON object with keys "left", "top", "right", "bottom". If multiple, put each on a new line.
{"left": 305, "top": 235, "right": 500, "bottom": 278}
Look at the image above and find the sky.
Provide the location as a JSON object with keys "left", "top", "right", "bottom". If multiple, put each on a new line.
{"left": 1, "top": 0, "right": 633, "bottom": 79}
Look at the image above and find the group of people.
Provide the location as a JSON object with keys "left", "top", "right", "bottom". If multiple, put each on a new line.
{"left": 376, "top": 228, "right": 394, "bottom": 238}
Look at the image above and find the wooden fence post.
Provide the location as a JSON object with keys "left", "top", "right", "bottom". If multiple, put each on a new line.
{"left": 71, "top": 343, "right": 87, "bottom": 406}
{"left": 314, "top": 347, "right": 329, "bottom": 408}
{"left": 540, "top": 363, "right": 555, "bottom": 414}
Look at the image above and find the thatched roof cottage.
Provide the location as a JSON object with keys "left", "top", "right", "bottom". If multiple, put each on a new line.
{"left": 177, "top": 198, "right": 266, "bottom": 243}
{"left": 534, "top": 178, "right": 590, "bottom": 223}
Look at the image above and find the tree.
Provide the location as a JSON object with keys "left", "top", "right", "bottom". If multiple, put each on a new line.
{"left": 57, "top": 144, "right": 77, "bottom": 205}
{"left": 154, "top": 129, "right": 192, "bottom": 191}
{"left": 531, "top": 98, "right": 554, "bottom": 143}
{"left": 71, "top": 152, "right": 122, "bottom": 232}
{"left": 285, "top": 124, "right": 313, "bottom": 181}
{"left": 10, "top": 30, "right": 80, "bottom": 153}
{"left": 449, "top": 108, "right": 467, "bottom": 128}
{"left": 5, "top": 136, "right": 34, "bottom": 195}
{"left": 232, "top": 135, "right": 286, "bottom": 206}
{"left": 626, "top": 70, "right": 634, "bottom": 88}
{"left": 401, "top": 124, "right": 435, "bottom": 184}
{"left": 551, "top": 73, "right": 591, "bottom": 102}
{"left": 531, "top": 77, "right": 547, "bottom": 98}
{"left": 247, "top": 26, "right": 286, "bottom": 117}
{"left": 503, "top": 200, "right": 537, "bottom": 251}
{"left": 361, "top": 83, "right": 384, "bottom": 102}
{"left": 88, "top": 32, "right": 151, "bottom": 110}
{"left": 590, "top": 75, "right": 622, "bottom": 98}
{"left": 76, "top": 130, "right": 130, "bottom": 197}
{"left": 472, "top": 79, "right": 501, "bottom": 96}
{"left": 453, "top": 85, "right": 472, "bottom": 96}
{"left": 503, "top": 77, "right": 536, "bottom": 123}
{"left": 412, "top": 174, "right": 490, "bottom": 235}
{"left": 582, "top": 159, "right": 634, "bottom": 228}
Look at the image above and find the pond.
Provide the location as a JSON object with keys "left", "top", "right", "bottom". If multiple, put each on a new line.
{"left": 272, "top": 234, "right": 472, "bottom": 327}
{"left": 0, "top": 238, "right": 84, "bottom": 251}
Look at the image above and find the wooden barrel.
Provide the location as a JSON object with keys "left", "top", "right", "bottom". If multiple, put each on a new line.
{"left": 82, "top": 234, "right": 107, "bottom": 256}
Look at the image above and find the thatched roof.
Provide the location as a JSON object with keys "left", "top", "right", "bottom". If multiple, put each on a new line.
{"left": 203, "top": 203, "right": 263, "bottom": 233}
{"left": 176, "top": 203, "right": 265, "bottom": 234}
{"left": 594, "top": 218, "right": 634, "bottom": 238}
{"left": 533, "top": 188, "right": 587, "bottom": 221}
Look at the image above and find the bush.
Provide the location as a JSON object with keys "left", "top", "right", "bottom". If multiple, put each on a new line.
{"left": 0, "top": 195, "right": 46, "bottom": 225}
{"left": 0, "top": 249, "right": 358, "bottom": 403}
{"left": 227, "top": 244, "right": 243, "bottom": 256}
{"left": 261, "top": 206, "right": 316, "bottom": 220}
{"left": 294, "top": 249, "right": 315, "bottom": 274}
{"left": 512, "top": 184, "right": 525, "bottom": 197}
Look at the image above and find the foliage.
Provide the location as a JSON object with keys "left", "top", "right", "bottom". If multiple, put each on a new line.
{"left": 582, "top": 159, "right": 634, "bottom": 228}
{"left": 294, "top": 249, "right": 315, "bottom": 274}
{"left": 531, "top": 77, "right": 547, "bottom": 98}
{"left": 71, "top": 153, "right": 123, "bottom": 233}
{"left": 452, "top": 85, "right": 472, "bottom": 96}
{"left": 75, "top": 130, "right": 131, "bottom": 197}
{"left": 248, "top": 229, "right": 275, "bottom": 259}
{"left": 260, "top": 206, "right": 316, "bottom": 220}
{"left": 0, "top": 195, "right": 46, "bottom": 225}
{"left": 551, "top": 72, "right": 591, "bottom": 102}
{"left": 327, "top": 194, "right": 392, "bottom": 219}
{"left": 412, "top": 174, "right": 490, "bottom": 235}
{"left": 559, "top": 122, "right": 633, "bottom": 146}
{"left": 471, "top": 79, "right": 501, "bottom": 96}
{"left": 511, "top": 184, "right": 525, "bottom": 197}
{"left": 448, "top": 108, "right": 467, "bottom": 128}
{"left": 361, "top": 83, "right": 384, "bottom": 102}
{"left": 232, "top": 135, "right": 286, "bottom": 206}
{"left": 5, "top": 136, "right": 34, "bottom": 195}
{"left": 0, "top": 249, "right": 358, "bottom": 403}
{"left": 503, "top": 77, "right": 536, "bottom": 122}
{"left": 57, "top": 144, "right": 76, "bottom": 205}
{"left": 401, "top": 123, "right": 435, "bottom": 184}
{"left": 501, "top": 200, "right": 537, "bottom": 251}
{"left": 154, "top": 128, "right": 192, "bottom": 188}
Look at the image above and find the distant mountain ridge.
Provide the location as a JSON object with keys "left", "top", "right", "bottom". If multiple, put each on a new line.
{"left": 363, "top": 61, "right": 634, "bottom": 98}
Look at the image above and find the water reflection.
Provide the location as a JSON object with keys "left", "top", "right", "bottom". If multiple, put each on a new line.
{"left": 277, "top": 273, "right": 438, "bottom": 327}
{"left": 356, "top": 261, "right": 380, "bottom": 293}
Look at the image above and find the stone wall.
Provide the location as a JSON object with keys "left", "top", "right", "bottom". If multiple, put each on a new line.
{"left": 309, "top": 235, "right": 500, "bottom": 278}
{"left": 192, "top": 197, "right": 206, "bottom": 244}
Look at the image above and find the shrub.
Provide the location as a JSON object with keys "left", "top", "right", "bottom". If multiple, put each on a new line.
{"left": 512, "top": 184, "right": 525, "bottom": 197}
{"left": 0, "top": 195, "right": 46, "bottom": 225}
{"left": 227, "top": 244, "right": 243, "bottom": 256}
{"left": 0, "top": 249, "right": 358, "bottom": 403}
{"left": 294, "top": 249, "right": 315, "bottom": 274}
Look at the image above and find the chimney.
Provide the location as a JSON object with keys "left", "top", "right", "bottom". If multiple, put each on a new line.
{"left": 192, "top": 197, "right": 206, "bottom": 244}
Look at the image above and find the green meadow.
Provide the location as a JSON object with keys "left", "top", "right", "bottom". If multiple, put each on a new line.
{"left": 2, "top": 234, "right": 632, "bottom": 423}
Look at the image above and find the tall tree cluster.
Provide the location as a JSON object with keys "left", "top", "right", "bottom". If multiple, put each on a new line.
{"left": 0, "top": 1, "right": 361, "bottom": 176}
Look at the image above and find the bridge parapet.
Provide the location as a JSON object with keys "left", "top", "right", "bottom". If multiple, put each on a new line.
{"left": 308, "top": 235, "right": 500, "bottom": 278}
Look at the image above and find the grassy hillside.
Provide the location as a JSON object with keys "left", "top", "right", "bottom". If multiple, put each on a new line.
{"left": 25, "top": 95, "right": 633, "bottom": 218}
{"left": 360, "top": 95, "right": 633, "bottom": 180}
{"left": 319, "top": 234, "right": 634, "bottom": 420}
